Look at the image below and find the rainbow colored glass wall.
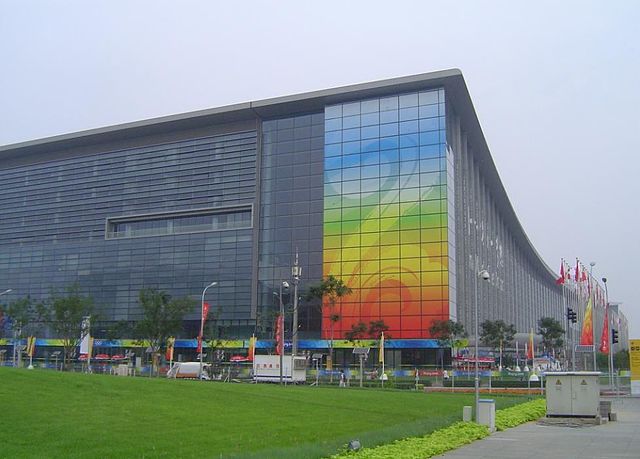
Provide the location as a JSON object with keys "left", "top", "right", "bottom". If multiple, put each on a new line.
{"left": 323, "top": 89, "right": 449, "bottom": 339}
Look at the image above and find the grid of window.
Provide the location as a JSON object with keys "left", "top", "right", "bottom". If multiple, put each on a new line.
{"left": 258, "top": 113, "right": 325, "bottom": 338}
{"left": 106, "top": 207, "right": 252, "bottom": 239}
{"left": 323, "top": 89, "right": 449, "bottom": 339}
{"left": 0, "top": 131, "right": 257, "bottom": 329}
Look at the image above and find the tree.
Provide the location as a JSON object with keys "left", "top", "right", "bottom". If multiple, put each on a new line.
{"left": 480, "top": 319, "right": 516, "bottom": 367}
{"left": 368, "top": 320, "right": 390, "bottom": 339}
{"left": 134, "top": 288, "right": 196, "bottom": 375}
{"left": 38, "top": 285, "right": 94, "bottom": 370}
{"left": 305, "top": 275, "right": 352, "bottom": 381}
{"left": 344, "top": 321, "right": 367, "bottom": 343}
{"left": 0, "top": 296, "right": 39, "bottom": 339}
{"left": 429, "top": 320, "right": 467, "bottom": 369}
{"left": 537, "top": 317, "right": 565, "bottom": 355}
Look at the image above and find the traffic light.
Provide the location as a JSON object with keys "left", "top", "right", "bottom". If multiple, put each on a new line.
{"left": 611, "top": 329, "right": 619, "bottom": 345}
{"left": 567, "top": 308, "right": 577, "bottom": 323}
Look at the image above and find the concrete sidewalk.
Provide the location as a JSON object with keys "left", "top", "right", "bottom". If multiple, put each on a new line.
{"left": 436, "top": 397, "right": 640, "bottom": 459}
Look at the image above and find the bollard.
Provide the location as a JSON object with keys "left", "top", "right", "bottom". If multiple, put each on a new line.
{"left": 463, "top": 405, "right": 473, "bottom": 422}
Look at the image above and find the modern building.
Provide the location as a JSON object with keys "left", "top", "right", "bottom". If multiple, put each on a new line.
{"left": 0, "top": 69, "right": 626, "bottom": 366}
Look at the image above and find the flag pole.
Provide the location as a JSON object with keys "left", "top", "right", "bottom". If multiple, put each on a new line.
{"left": 380, "top": 331, "right": 385, "bottom": 388}
{"left": 589, "top": 268, "right": 597, "bottom": 371}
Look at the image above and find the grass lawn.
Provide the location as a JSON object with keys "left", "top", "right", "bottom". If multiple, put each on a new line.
{"left": 0, "top": 368, "right": 526, "bottom": 458}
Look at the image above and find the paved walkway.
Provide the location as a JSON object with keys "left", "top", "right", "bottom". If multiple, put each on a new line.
{"left": 436, "top": 397, "right": 640, "bottom": 459}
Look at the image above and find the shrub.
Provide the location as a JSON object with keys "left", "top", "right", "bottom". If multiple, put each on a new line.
{"left": 331, "top": 422, "right": 489, "bottom": 458}
{"left": 331, "top": 398, "right": 547, "bottom": 458}
{"left": 495, "top": 398, "right": 546, "bottom": 431}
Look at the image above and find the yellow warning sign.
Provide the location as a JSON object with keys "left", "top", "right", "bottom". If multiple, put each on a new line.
{"left": 630, "top": 339, "right": 640, "bottom": 381}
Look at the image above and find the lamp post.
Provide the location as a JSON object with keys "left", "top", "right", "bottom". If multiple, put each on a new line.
{"left": 0, "top": 289, "right": 12, "bottom": 296}
{"left": 200, "top": 281, "right": 218, "bottom": 380}
{"left": 291, "top": 251, "right": 302, "bottom": 357}
{"left": 276, "top": 281, "right": 289, "bottom": 385}
{"left": 474, "top": 269, "right": 490, "bottom": 422}
{"left": 602, "top": 277, "right": 613, "bottom": 389}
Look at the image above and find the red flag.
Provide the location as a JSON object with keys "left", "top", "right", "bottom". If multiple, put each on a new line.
{"left": 527, "top": 329, "right": 534, "bottom": 360}
{"left": 599, "top": 307, "right": 610, "bottom": 354}
{"left": 556, "top": 261, "right": 565, "bottom": 285}
{"left": 274, "top": 314, "right": 284, "bottom": 355}
{"left": 575, "top": 260, "right": 580, "bottom": 281}
{"left": 197, "top": 335, "right": 203, "bottom": 354}
{"left": 202, "top": 301, "right": 210, "bottom": 323}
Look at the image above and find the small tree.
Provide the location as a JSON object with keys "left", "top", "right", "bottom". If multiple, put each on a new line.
{"left": 345, "top": 322, "right": 367, "bottom": 343}
{"left": 368, "top": 320, "right": 390, "bottom": 339}
{"left": 480, "top": 319, "right": 516, "bottom": 368}
{"left": 0, "top": 296, "right": 39, "bottom": 339}
{"left": 38, "top": 285, "right": 94, "bottom": 370}
{"left": 429, "top": 320, "right": 467, "bottom": 369}
{"left": 305, "top": 275, "right": 352, "bottom": 381}
{"left": 134, "top": 288, "right": 196, "bottom": 375}
{"left": 537, "top": 317, "right": 565, "bottom": 355}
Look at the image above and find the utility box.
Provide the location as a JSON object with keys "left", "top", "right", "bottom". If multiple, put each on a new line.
{"left": 477, "top": 399, "right": 495, "bottom": 432}
{"left": 545, "top": 372, "right": 601, "bottom": 417}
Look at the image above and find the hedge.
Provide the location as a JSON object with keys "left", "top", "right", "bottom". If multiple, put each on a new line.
{"left": 330, "top": 422, "right": 489, "bottom": 459}
{"left": 331, "top": 398, "right": 546, "bottom": 458}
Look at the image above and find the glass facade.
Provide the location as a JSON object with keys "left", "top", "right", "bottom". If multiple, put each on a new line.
{"left": 0, "top": 131, "right": 257, "bottom": 330}
{"left": 323, "top": 89, "right": 449, "bottom": 339}
{"left": 258, "top": 114, "right": 325, "bottom": 337}
{"left": 0, "top": 74, "right": 573, "bottom": 348}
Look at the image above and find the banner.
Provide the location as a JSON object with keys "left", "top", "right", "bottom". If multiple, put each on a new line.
{"left": 599, "top": 308, "right": 609, "bottom": 354}
{"left": 379, "top": 331, "right": 385, "bottom": 365}
{"left": 630, "top": 340, "right": 640, "bottom": 396}
{"left": 26, "top": 336, "right": 36, "bottom": 357}
{"left": 79, "top": 316, "right": 91, "bottom": 354}
{"left": 202, "top": 302, "right": 210, "bottom": 324}
{"left": 166, "top": 337, "right": 175, "bottom": 362}
{"left": 87, "top": 337, "right": 94, "bottom": 360}
{"left": 274, "top": 315, "right": 283, "bottom": 355}
{"left": 580, "top": 297, "right": 594, "bottom": 345}
{"left": 248, "top": 335, "right": 256, "bottom": 362}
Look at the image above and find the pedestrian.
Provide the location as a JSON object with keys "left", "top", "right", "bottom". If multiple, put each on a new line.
{"left": 339, "top": 370, "right": 346, "bottom": 387}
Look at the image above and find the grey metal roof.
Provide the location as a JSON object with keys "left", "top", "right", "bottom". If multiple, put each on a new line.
{"left": 0, "top": 68, "right": 558, "bottom": 281}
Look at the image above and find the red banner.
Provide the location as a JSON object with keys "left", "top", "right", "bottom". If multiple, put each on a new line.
{"left": 275, "top": 315, "right": 283, "bottom": 355}
{"left": 599, "top": 308, "right": 609, "bottom": 354}
{"left": 202, "top": 301, "right": 210, "bottom": 324}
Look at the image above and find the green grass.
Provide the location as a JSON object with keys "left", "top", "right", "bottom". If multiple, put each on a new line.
{"left": 0, "top": 368, "right": 525, "bottom": 458}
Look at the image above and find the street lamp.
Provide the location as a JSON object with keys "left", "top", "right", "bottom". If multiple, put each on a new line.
{"left": 291, "top": 251, "right": 302, "bottom": 357}
{"left": 200, "top": 281, "right": 218, "bottom": 380}
{"left": 0, "top": 289, "right": 12, "bottom": 296}
{"left": 474, "top": 269, "right": 490, "bottom": 422}
{"left": 275, "top": 281, "right": 290, "bottom": 385}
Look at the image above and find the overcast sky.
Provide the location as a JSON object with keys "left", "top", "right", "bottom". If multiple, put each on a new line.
{"left": 1, "top": 1, "right": 638, "bottom": 335}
